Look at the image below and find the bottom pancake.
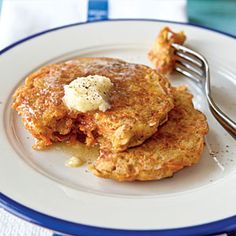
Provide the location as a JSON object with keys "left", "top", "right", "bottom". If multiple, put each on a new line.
{"left": 90, "top": 86, "right": 208, "bottom": 181}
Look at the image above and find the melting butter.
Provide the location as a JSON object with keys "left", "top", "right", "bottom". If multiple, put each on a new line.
{"left": 65, "top": 156, "right": 85, "bottom": 168}
{"left": 55, "top": 142, "right": 99, "bottom": 168}
{"left": 63, "top": 75, "right": 113, "bottom": 112}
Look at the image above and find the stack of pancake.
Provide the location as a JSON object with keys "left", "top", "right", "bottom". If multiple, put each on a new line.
{"left": 12, "top": 28, "right": 208, "bottom": 182}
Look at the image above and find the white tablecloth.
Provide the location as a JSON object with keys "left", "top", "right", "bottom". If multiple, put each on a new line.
{"left": 0, "top": 0, "right": 187, "bottom": 49}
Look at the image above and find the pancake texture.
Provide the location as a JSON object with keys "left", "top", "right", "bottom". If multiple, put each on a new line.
{"left": 148, "top": 27, "right": 186, "bottom": 74}
{"left": 12, "top": 58, "right": 173, "bottom": 152}
{"left": 90, "top": 87, "right": 208, "bottom": 181}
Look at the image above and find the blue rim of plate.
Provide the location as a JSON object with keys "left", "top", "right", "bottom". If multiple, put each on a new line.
{"left": 0, "top": 19, "right": 236, "bottom": 236}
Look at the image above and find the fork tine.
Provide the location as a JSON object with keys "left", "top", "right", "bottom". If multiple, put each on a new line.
{"left": 175, "top": 63, "right": 201, "bottom": 83}
{"left": 172, "top": 43, "right": 209, "bottom": 82}
{"left": 172, "top": 43, "right": 208, "bottom": 68}
{"left": 176, "top": 57, "right": 203, "bottom": 77}
{"left": 175, "top": 51, "right": 202, "bottom": 67}
{"left": 173, "top": 43, "right": 236, "bottom": 139}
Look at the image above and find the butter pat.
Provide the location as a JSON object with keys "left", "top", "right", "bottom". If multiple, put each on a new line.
{"left": 63, "top": 75, "right": 113, "bottom": 112}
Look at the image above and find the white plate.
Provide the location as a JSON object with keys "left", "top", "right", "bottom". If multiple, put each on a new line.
{"left": 0, "top": 20, "right": 236, "bottom": 236}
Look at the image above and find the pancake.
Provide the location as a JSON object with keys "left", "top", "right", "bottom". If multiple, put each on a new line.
{"left": 148, "top": 27, "right": 186, "bottom": 74}
{"left": 12, "top": 57, "right": 174, "bottom": 152}
{"left": 90, "top": 86, "right": 208, "bottom": 181}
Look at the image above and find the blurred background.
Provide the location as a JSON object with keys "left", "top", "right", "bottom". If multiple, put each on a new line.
{"left": 0, "top": 0, "right": 235, "bottom": 50}
{"left": 0, "top": 0, "right": 235, "bottom": 235}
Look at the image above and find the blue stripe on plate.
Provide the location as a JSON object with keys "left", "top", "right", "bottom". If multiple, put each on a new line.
{"left": 88, "top": 0, "right": 108, "bottom": 22}
{"left": 1, "top": 192, "right": 236, "bottom": 236}
{"left": 0, "top": 19, "right": 236, "bottom": 236}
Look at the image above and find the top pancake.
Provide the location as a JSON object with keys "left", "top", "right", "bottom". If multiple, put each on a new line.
{"left": 12, "top": 57, "right": 174, "bottom": 152}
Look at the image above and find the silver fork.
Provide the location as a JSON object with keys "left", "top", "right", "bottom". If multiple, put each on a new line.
{"left": 172, "top": 43, "right": 236, "bottom": 140}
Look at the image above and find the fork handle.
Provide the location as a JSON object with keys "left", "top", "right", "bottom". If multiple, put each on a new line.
{"left": 208, "top": 98, "right": 236, "bottom": 140}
